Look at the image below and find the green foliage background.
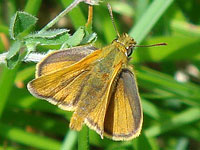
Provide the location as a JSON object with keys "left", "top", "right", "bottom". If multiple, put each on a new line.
{"left": 0, "top": 0, "right": 200, "bottom": 150}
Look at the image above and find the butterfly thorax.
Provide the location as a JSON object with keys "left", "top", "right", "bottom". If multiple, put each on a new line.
{"left": 112, "top": 33, "right": 136, "bottom": 57}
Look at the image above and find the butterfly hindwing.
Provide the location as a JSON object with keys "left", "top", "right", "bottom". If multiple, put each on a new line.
{"left": 104, "top": 69, "right": 143, "bottom": 141}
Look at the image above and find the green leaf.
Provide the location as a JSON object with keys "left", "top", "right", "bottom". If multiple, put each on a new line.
{"left": 24, "top": 29, "right": 70, "bottom": 52}
{"left": 9, "top": 11, "right": 38, "bottom": 40}
{"left": 60, "top": 27, "right": 97, "bottom": 49}
{"left": 81, "top": 32, "right": 97, "bottom": 45}
{"left": 5, "top": 41, "right": 22, "bottom": 69}
{"left": 25, "top": 31, "right": 70, "bottom": 46}
{"left": 26, "top": 29, "right": 69, "bottom": 39}
{"left": 62, "top": 27, "right": 85, "bottom": 48}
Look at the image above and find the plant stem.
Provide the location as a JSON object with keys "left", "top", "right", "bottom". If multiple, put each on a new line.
{"left": 61, "top": 130, "right": 77, "bottom": 150}
{"left": 39, "top": 0, "right": 83, "bottom": 33}
{"left": 78, "top": 126, "right": 89, "bottom": 150}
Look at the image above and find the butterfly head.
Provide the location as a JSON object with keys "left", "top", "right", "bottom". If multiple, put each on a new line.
{"left": 115, "top": 33, "right": 136, "bottom": 57}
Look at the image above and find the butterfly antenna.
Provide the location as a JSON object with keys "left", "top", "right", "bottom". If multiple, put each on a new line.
{"left": 107, "top": 3, "right": 120, "bottom": 37}
{"left": 135, "top": 43, "right": 167, "bottom": 47}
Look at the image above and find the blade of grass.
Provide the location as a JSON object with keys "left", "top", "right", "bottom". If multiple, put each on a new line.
{"left": 142, "top": 98, "right": 160, "bottom": 120}
{"left": 6, "top": 94, "right": 69, "bottom": 116}
{"left": 135, "top": 0, "right": 149, "bottom": 21}
{"left": 171, "top": 20, "right": 200, "bottom": 37}
{"left": 176, "top": 137, "right": 189, "bottom": 150}
{"left": 0, "top": 123, "right": 61, "bottom": 150}
{"left": 0, "top": 146, "right": 16, "bottom": 150}
{"left": 24, "top": 0, "right": 42, "bottom": 15}
{"left": 89, "top": 130, "right": 110, "bottom": 148}
{"left": 15, "top": 66, "right": 35, "bottom": 82}
{"left": 137, "top": 66, "right": 200, "bottom": 105}
{"left": 133, "top": 133, "right": 152, "bottom": 150}
{"left": 61, "top": 130, "right": 77, "bottom": 150}
{"left": 145, "top": 107, "right": 200, "bottom": 137}
{"left": 0, "top": 66, "right": 18, "bottom": 118}
{"left": 93, "top": 6, "right": 117, "bottom": 44}
{"left": 177, "top": 125, "right": 200, "bottom": 142}
{"left": 129, "top": 0, "right": 174, "bottom": 44}
{"left": 1, "top": 109, "right": 67, "bottom": 136}
{"left": 5, "top": 0, "right": 17, "bottom": 23}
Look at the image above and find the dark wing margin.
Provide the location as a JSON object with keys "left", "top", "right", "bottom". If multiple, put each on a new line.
{"left": 104, "top": 69, "right": 143, "bottom": 141}
{"left": 36, "top": 45, "right": 97, "bottom": 77}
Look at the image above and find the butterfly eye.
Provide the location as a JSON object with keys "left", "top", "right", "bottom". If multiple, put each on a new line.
{"left": 127, "top": 48, "right": 133, "bottom": 57}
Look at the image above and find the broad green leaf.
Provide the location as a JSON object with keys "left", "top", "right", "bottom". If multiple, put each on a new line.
{"left": 9, "top": 11, "right": 38, "bottom": 40}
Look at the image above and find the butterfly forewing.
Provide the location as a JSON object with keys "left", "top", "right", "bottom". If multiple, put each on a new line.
{"left": 104, "top": 69, "right": 143, "bottom": 141}
{"left": 28, "top": 48, "right": 100, "bottom": 111}
{"left": 36, "top": 46, "right": 97, "bottom": 77}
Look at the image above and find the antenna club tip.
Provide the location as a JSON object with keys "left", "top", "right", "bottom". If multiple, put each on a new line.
{"left": 160, "top": 43, "right": 167, "bottom": 46}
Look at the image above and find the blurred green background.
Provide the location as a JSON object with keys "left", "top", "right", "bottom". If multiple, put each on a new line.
{"left": 0, "top": 0, "right": 200, "bottom": 150}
